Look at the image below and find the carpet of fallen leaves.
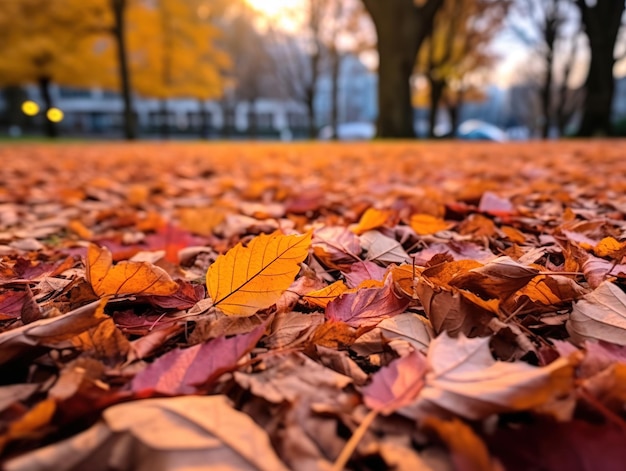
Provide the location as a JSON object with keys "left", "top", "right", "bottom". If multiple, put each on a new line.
{"left": 1, "top": 140, "right": 626, "bottom": 470}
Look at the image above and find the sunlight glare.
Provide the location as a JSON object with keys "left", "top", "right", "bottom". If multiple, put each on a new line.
{"left": 244, "top": 0, "right": 304, "bottom": 31}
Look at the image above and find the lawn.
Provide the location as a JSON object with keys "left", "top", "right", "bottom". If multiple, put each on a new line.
{"left": 1, "top": 141, "right": 625, "bottom": 470}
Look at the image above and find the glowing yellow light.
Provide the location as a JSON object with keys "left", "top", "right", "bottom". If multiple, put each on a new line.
{"left": 46, "top": 108, "right": 64, "bottom": 123}
{"left": 21, "top": 101, "right": 40, "bottom": 116}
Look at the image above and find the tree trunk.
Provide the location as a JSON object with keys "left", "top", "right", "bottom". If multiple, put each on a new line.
{"left": 428, "top": 78, "right": 445, "bottom": 138}
{"left": 160, "top": 99, "right": 169, "bottom": 139}
{"left": 199, "top": 99, "right": 210, "bottom": 139}
{"left": 575, "top": 0, "right": 625, "bottom": 137}
{"left": 305, "top": 94, "right": 316, "bottom": 139}
{"left": 248, "top": 100, "right": 257, "bottom": 139}
{"left": 38, "top": 76, "right": 58, "bottom": 139}
{"left": 111, "top": 0, "right": 137, "bottom": 140}
{"left": 362, "top": 0, "right": 444, "bottom": 138}
{"left": 540, "top": 33, "right": 555, "bottom": 139}
{"left": 330, "top": 48, "right": 341, "bottom": 140}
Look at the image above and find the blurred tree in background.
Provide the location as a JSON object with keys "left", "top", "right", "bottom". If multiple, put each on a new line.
{"left": 0, "top": 0, "right": 115, "bottom": 137}
{"left": 574, "top": 0, "right": 625, "bottom": 137}
{"left": 360, "top": 0, "right": 444, "bottom": 138}
{"left": 415, "top": 0, "right": 511, "bottom": 138}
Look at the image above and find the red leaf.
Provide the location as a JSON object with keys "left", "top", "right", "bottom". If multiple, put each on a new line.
{"left": 137, "top": 281, "right": 205, "bottom": 310}
{"left": 0, "top": 291, "right": 27, "bottom": 320}
{"left": 131, "top": 324, "right": 265, "bottom": 395}
{"left": 343, "top": 261, "right": 387, "bottom": 289}
{"left": 488, "top": 420, "right": 626, "bottom": 471}
{"left": 145, "top": 224, "right": 206, "bottom": 264}
{"left": 362, "top": 351, "right": 428, "bottom": 414}
{"left": 326, "top": 277, "right": 409, "bottom": 328}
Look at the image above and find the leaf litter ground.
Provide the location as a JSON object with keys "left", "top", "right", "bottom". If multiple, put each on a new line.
{"left": 1, "top": 141, "right": 626, "bottom": 470}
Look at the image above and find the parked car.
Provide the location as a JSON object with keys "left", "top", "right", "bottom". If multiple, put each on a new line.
{"left": 457, "top": 120, "right": 508, "bottom": 142}
{"left": 319, "top": 122, "right": 375, "bottom": 140}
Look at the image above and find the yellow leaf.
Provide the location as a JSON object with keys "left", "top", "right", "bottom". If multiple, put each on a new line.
{"left": 0, "top": 399, "right": 56, "bottom": 452}
{"left": 409, "top": 214, "right": 451, "bottom": 235}
{"left": 352, "top": 208, "right": 392, "bottom": 235}
{"left": 303, "top": 280, "right": 348, "bottom": 308}
{"left": 86, "top": 244, "right": 179, "bottom": 298}
{"left": 207, "top": 232, "right": 312, "bottom": 317}
{"left": 594, "top": 236, "right": 626, "bottom": 258}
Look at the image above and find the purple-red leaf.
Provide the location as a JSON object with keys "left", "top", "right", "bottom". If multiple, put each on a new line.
{"left": 131, "top": 324, "right": 265, "bottom": 395}
{"left": 362, "top": 351, "right": 428, "bottom": 414}
{"left": 343, "top": 261, "right": 387, "bottom": 289}
{"left": 326, "top": 277, "right": 409, "bottom": 328}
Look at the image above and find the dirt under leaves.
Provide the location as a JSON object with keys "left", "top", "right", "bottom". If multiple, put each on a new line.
{"left": 1, "top": 141, "right": 626, "bottom": 470}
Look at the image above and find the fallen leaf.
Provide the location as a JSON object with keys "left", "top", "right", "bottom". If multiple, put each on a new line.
{"left": 594, "top": 236, "right": 626, "bottom": 259}
{"left": 343, "top": 260, "right": 387, "bottom": 289}
{"left": 4, "top": 396, "right": 289, "bottom": 471}
{"left": 302, "top": 280, "right": 348, "bottom": 309}
{"left": 487, "top": 420, "right": 626, "bottom": 471}
{"left": 0, "top": 399, "right": 56, "bottom": 453}
{"left": 86, "top": 244, "right": 178, "bottom": 298}
{"left": 360, "top": 230, "right": 410, "bottom": 264}
{"left": 326, "top": 277, "right": 410, "bottom": 328}
{"left": 207, "top": 232, "right": 311, "bottom": 317}
{"left": 568, "top": 281, "right": 626, "bottom": 346}
{"left": 234, "top": 352, "right": 353, "bottom": 404}
{"left": 0, "top": 291, "right": 27, "bottom": 320}
{"left": 448, "top": 256, "right": 539, "bottom": 299}
{"left": 362, "top": 351, "right": 428, "bottom": 415}
{"left": 0, "top": 300, "right": 107, "bottom": 365}
{"left": 423, "top": 417, "right": 501, "bottom": 471}
{"left": 413, "top": 333, "right": 575, "bottom": 420}
{"left": 313, "top": 226, "right": 362, "bottom": 269}
{"left": 409, "top": 214, "right": 451, "bottom": 235}
{"left": 131, "top": 324, "right": 265, "bottom": 395}
{"left": 351, "top": 208, "right": 393, "bottom": 235}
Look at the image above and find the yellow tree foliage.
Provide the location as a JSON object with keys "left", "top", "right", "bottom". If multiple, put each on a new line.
{"left": 413, "top": 0, "right": 510, "bottom": 112}
{"left": 0, "top": 0, "right": 116, "bottom": 90}
{"left": 127, "top": 0, "right": 229, "bottom": 100}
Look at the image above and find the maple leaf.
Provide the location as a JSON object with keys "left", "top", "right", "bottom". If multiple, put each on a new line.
{"left": 568, "top": 281, "right": 626, "bottom": 346}
{"left": 207, "top": 232, "right": 311, "bottom": 317}
{"left": 413, "top": 333, "right": 575, "bottom": 420}
{"left": 86, "top": 244, "right": 178, "bottom": 298}
{"left": 326, "top": 276, "right": 410, "bottom": 328}
{"left": 131, "top": 324, "right": 265, "bottom": 395}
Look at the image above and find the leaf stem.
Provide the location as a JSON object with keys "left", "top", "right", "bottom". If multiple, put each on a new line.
{"left": 331, "top": 408, "right": 379, "bottom": 471}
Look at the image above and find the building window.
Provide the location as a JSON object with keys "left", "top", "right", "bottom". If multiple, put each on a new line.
{"left": 58, "top": 87, "right": 92, "bottom": 99}
{"left": 287, "top": 112, "right": 308, "bottom": 129}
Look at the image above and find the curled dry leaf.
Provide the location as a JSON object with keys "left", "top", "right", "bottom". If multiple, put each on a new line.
{"left": 4, "top": 396, "right": 289, "bottom": 471}
{"left": 207, "top": 232, "right": 311, "bottom": 317}
{"left": 86, "top": 244, "right": 178, "bottom": 298}
{"left": 568, "top": 281, "right": 626, "bottom": 346}
{"left": 0, "top": 300, "right": 107, "bottom": 365}
{"left": 413, "top": 333, "right": 575, "bottom": 420}
{"left": 360, "top": 230, "right": 410, "bottom": 265}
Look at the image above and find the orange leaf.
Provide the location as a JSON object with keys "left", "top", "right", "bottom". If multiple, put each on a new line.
{"left": 594, "top": 236, "right": 626, "bottom": 259}
{"left": 303, "top": 280, "right": 348, "bottom": 308}
{"left": 352, "top": 208, "right": 392, "bottom": 235}
{"left": 409, "top": 213, "right": 451, "bottom": 235}
{"left": 207, "top": 232, "right": 311, "bottom": 317}
{"left": 86, "top": 244, "right": 178, "bottom": 298}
